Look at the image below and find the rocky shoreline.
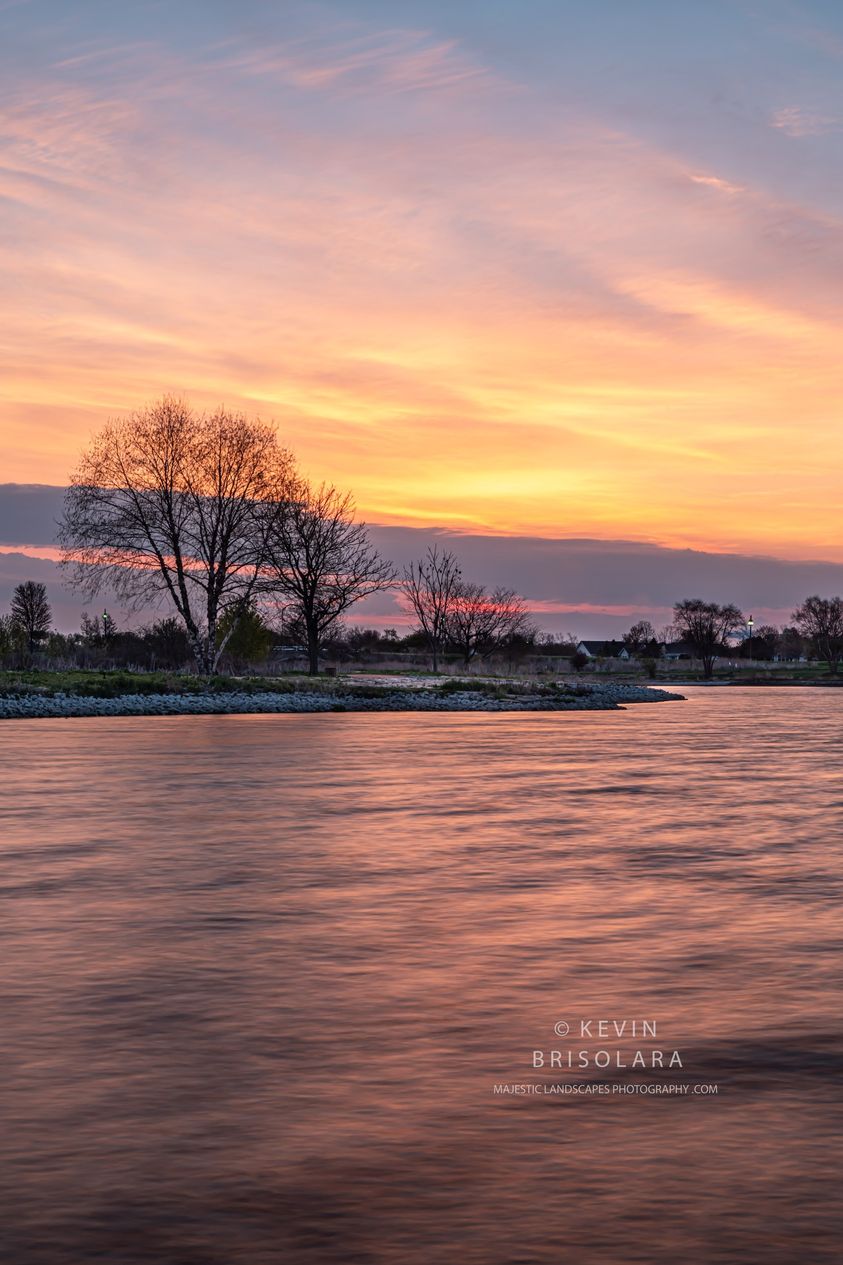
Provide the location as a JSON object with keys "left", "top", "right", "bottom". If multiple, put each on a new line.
{"left": 0, "top": 682, "right": 684, "bottom": 720}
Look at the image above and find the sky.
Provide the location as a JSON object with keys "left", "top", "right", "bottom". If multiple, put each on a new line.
{"left": 2, "top": 0, "right": 843, "bottom": 632}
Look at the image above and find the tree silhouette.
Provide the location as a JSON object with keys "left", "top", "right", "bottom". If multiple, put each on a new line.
{"left": 672, "top": 599, "right": 744, "bottom": 680}
{"left": 59, "top": 396, "right": 296, "bottom": 675}
{"left": 10, "top": 581, "right": 52, "bottom": 653}
{"left": 401, "top": 546, "right": 462, "bottom": 673}
{"left": 263, "top": 481, "right": 395, "bottom": 675}
{"left": 793, "top": 596, "right": 843, "bottom": 674}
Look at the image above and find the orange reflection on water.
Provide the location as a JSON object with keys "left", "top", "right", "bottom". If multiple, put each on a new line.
{"left": 0, "top": 689, "right": 841, "bottom": 1263}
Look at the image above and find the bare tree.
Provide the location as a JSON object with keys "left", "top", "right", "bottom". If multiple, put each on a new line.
{"left": 793, "top": 595, "right": 843, "bottom": 675}
{"left": 447, "top": 582, "right": 534, "bottom": 670}
{"left": 672, "top": 599, "right": 744, "bottom": 680}
{"left": 622, "top": 620, "right": 656, "bottom": 654}
{"left": 58, "top": 396, "right": 295, "bottom": 675}
{"left": 263, "top": 480, "right": 395, "bottom": 675}
{"left": 445, "top": 582, "right": 489, "bottom": 670}
{"left": 394, "top": 549, "right": 455, "bottom": 678}
{"left": 493, "top": 588, "right": 538, "bottom": 657}
{"left": 401, "top": 546, "right": 462, "bottom": 673}
{"left": 10, "top": 581, "right": 52, "bottom": 653}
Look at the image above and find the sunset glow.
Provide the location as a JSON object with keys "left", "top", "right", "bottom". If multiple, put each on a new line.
{"left": 3, "top": 2, "right": 843, "bottom": 563}
{"left": 5, "top": 12, "right": 843, "bottom": 1262}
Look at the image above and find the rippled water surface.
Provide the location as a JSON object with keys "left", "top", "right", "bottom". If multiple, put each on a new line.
{"left": 1, "top": 688, "right": 841, "bottom": 1263}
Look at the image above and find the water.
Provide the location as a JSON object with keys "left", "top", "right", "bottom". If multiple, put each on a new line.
{"left": 0, "top": 687, "right": 841, "bottom": 1264}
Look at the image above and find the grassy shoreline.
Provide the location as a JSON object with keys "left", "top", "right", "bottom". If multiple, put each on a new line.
{"left": 0, "top": 669, "right": 685, "bottom": 719}
{"left": 0, "top": 665, "right": 839, "bottom": 701}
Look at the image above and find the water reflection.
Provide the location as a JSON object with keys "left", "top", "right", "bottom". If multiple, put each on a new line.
{"left": 1, "top": 688, "right": 841, "bottom": 1262}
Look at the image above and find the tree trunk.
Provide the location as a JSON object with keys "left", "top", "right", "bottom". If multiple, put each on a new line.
{"left": 188, "top": 635, "right": 204, "bottom": 676}
{"left": 188, "top": 631, "right": 216, "bottom": 678}
{"left": 431, "top": 642, "right": 439, "bottom": 673}
{"left": 307, "top": 623, "right": 320, "bottom": 675}
{"left": 202, "top": 640, "right": 218, "bottom": 677}
{"left": 702, "top": 655, "right": 714, "bottom": 680}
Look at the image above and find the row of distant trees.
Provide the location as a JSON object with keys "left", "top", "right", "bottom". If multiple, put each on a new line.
{"left": 617, "top": 598, "right": 843, "bottom": 679}
{"left": 0, "top": 595, "right": 278, "bottom": 672}
{"left": 0, "top": 584, "right": 536, "bottom": 674}
{"left": 4, "top": 580, "right": 843, "bottom": 679}
{"left": 5, "top": 397, "right": 843, "bottom": 678}
{"left": 671, "top": 598, "right": 843, "bottom": 678}
{"left": 0, "top": 594, "right": 534, "bottom": 672}
{"left": 618, "top": 617, "right": 807, "bottom": 663}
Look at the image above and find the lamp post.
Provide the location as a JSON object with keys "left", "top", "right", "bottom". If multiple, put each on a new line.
{"left": 747, "top": 615, "right": 754, "bottom": 662}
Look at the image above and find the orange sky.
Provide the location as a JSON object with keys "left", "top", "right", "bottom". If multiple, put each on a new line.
{"left": 3, "top": 3, "right": 843, "bottom": 561}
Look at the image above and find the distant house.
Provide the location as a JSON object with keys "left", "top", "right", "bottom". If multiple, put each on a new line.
{"left": 660, "top": 640, "right": 696, "bottom": 661}
{"left": 576, "top": 640, "right": 631, "bottom": 660}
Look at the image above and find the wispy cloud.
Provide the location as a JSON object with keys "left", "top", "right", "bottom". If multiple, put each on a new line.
{"left": 206, "top": 27, "right": 502, "bottom": 98}
{"left": 689, "top": 172, "right": 744, "bottom": 194}
{"left": 0, "top": 85, "right": 141, "bottom": 195}
{"left": 770, "top": 105, "right": 839, "bottom": 137}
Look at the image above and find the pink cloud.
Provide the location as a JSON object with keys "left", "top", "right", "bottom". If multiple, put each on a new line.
{"left": 206, "top": 27, "right": 502, "bottom": 98}
{"left": 771, "top": 105, "right": 839, "bottom": 137}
